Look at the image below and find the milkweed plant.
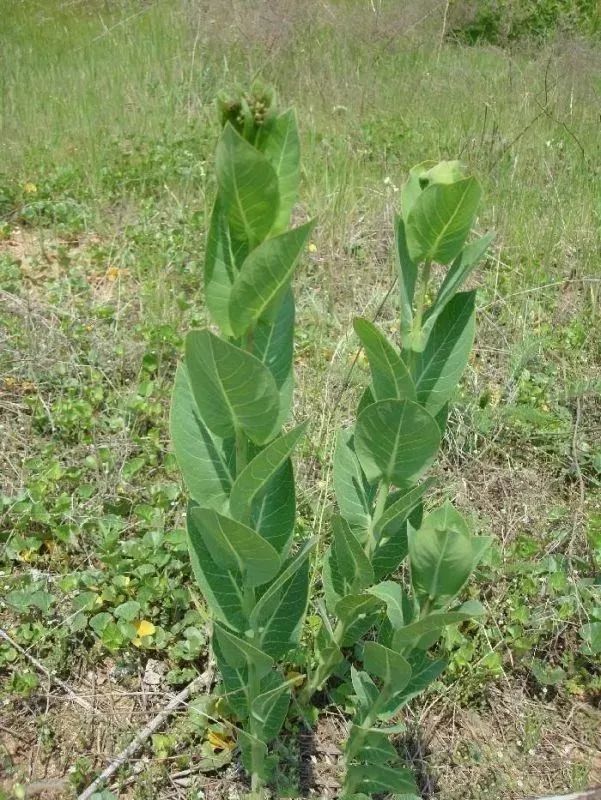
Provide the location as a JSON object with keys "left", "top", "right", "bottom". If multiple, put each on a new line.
{"left": 170, "top": 88, "right": 493, "bottom": 800}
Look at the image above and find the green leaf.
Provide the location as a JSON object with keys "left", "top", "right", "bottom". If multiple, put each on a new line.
{"left": 256, "top": 109, "right": 300, "bottom": 232}
{"left": 251, "top": 540, "right": 315, "bottom": 658}
{"left": 580, "top": 622, "right": 601, "bottom": 655}
{"left": 395, "top": 217, "right": 418, "bottom": 343}
{"left": 350, "top": 667, "right": 379, "bottom": 712}
{"left": 113, "top": 600, "right": 141, "bottom": 622}
{"left": 400, "top": 161, "right": 437, "bottom": 220}
{"left": 253, "top": 288, "right": 295, "bottom": 429}
{"left": 229, "top": 220, "right": 315, "bottom": 338}
{"left": 345, "top": 764, "right": 417, "bottom": 796}
{"left": 406, "top": 176, "right": 482, "bottom": 265}
{"left": 238, "top": 731, "right": 272, "bottom": 781}
{"left": 203, "top": 197, "right": 247, "bottom": 337}
{"left": 353, "top": 318, "right": 416, "bottom": 401}
{"left": 367, "top": 582, "right": 412, "bottom": 629}
{"left": 229, "top": 423, "right": 307, "bottom": 523}
{"left": 337, "top": 595, "right": 382, "bottom": 646}
{"left": 333, "top": 429, "right": 373, "bottom": 536}
{"left": 410, "top": 291, "right": 476, "bottom": 416}
{"left": 392, "top": 600, "right": 485, "bottom": 650}
{"left": 213, "top": 624, "right": 274, "bottom": 679}
{"left": 346, "top": 726, "right": 397, "bottom": 764}
{"left": 363, "top": 642, "right": 411, "bottom": 693}
{"left": 187, "top": 505, "right": 246, "bottom": 630}
{"left": 422, "top": 232, "right": 493, "bottom": 340}
{"left": 215, "top": 124, "right": 279, "bottom": 246}
{"left": 190, "top": 506, "right": 280, "bottom": 588}
{"left": 315, "top": 621, "right": 343, "bottom": 674}
{"left": 355, "top": 399, "right": 441, "bottom": 485}
{"left": 170, "top": 364, "right": 234, "bottom": 511}
{"left": 251, "top": 676, "right": 296, "bottom": 742}
{"left": 330, "top": 515, "right": 374, "bottom": 595}
{"left": 374, "top": 478, "right": 435, "bottom": 542}
{"left": 408, "top": 501, "right": 475, "bottom": 602}
{"left": 251, "top": 460, "right": 296, "bottom": 557}
{"left": 372, "top": 503, "right": 423, "bottom": 580}
{"left": 382, "top": 651, "right": 447, "bottom": 713}
{"left": 185, "top": 329, "right": 279, "bottom": 444}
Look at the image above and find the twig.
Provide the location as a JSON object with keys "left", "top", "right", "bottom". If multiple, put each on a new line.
{"left": 526, "top": 790, "right": 601, "bottom": 800}
{"left": 76, "top": 667, "right": 213, "bottom": 800}
{"left": 0, "top": 628, "right": 103, "bottom": 720}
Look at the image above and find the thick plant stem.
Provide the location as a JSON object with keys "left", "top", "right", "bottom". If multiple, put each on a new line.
{"left": 247, "top": 660, "right": 265, "bottom": 799}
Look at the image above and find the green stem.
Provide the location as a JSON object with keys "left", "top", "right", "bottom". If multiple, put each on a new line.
{"left": 413, "top": 259, "right": 432, "bottom": 338}
{"left": 247, "top": 660, "right": 265, "bottom": 799}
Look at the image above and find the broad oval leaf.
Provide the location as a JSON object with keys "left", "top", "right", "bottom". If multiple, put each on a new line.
{"left": 391, "top": 599, "right": 485, "bottom": 650}
{"left": 256, "top": 108, "right": 301, "bottom": 233}
{"left": 185, "top": 329, "right": 280, "bottom": 444}
{"left": 337, "top": 594, "right": 382, "bottom": 647}
{"left": 363, "top": 642, "right": 411, "bottom": 694}
{"left": 408, "top": 501, "right": 474, "bottom": 602}
{"left": 374, "top": 478, "right": 435, "bottom": 542}
{"left": 333, "top": 429, "right": 373, "bottom": 537}
{"left": 204, "top": 197, "right": 248, "bottom": 337}
{"left": 251, "top": 459, "right": 296, "bottom": 556}
{"left": 215, "top": 123, "right": 279, "bottom": 247}
{"left": 355, "top": 399, "right": 441, "bottom": 486}
{"left": 353, "top": 318, "right": 416, "bottom": 402}
{"left": 331, "top": 515, "right": 374, "bottom": 594}
{"left": 345, "top": 763, "right": 417, "bottom": 796}
{"left": 410, "top": 291, "right": 476, "bottom": 416}
{"left": 229, "top": 422, "right": 307, "bottom": 523}
{"left": 190, "top": 506, "right": 280, "bottom": 588}
{"left": 186, "top": 504, "right": 246, "bottom": 630}
{"left": 406, "top": 176, "right": 482, "bottom": 265}
{"left": 229, "top": 220, "right": 315, "bottom": 338}
{"left": 170, "top": 364, "right": 234, "bottom": 511}
{"left": 251, "top": 539, "right": 315, "bottom": 658}
{"left": 213, "top": 623, "right": 274, "bottom": 679}
{"left": 422, "top": 232, "right": 493, "bottom": 340}
{"left": 253, "top": 288, "right": 295, "bottom": 430}
{"left": 367, "top": 582, "right": 413, "bottom": 630}
{"left": 251, "top": 676, "right": 297, "bottom": 743}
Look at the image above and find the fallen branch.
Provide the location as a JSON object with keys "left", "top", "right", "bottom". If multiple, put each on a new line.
{"left": 529, "top": 790, "right": 601, "bottom": 800}
{"left": 0, "top": 627, "right": 103, "bottom": 720}
{"left": 76, "top": 667, "right": 213, "bottom": 800}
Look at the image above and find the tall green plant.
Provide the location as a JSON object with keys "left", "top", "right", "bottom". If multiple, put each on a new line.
{"left": 170, "top": 87, "right": 315, "bottom": 799}
{"left": 300, "top": 160, "right": 493, "bottom": 799}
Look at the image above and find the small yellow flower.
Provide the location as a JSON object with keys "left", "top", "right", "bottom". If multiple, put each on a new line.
{"left": 105, "top": 266, "right": 121, "bottom": 282}
{"left": 135, "top": 620, "right": 156, "bottom": 637}
{"left": 23, "top": 182, "right": 37, "bottom": 194}
{"left": 307, "top": 242, "right": 317, "bottom": 253}
{"left": 207, "top": 730, "right": 235, "bottom": 751}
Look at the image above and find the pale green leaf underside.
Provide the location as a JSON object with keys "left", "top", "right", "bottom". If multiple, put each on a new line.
{"left": 257, "top": 108, "right": 300, "bottom": 233}
{"left": 406, "top": 176, "right": 481, "bottom": 265}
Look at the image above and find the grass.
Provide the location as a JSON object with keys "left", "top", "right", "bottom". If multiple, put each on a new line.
{"left": 1, "top": 1, "right": 600, "bottom": 798}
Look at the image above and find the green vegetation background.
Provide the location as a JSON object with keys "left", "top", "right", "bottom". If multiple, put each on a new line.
{"left": 0, "top": 1, "right": 599, "bottom": 798}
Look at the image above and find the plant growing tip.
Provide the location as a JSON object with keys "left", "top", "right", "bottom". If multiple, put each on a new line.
{"left": 171, "top": 85, "right": 494, "bottom": 799}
